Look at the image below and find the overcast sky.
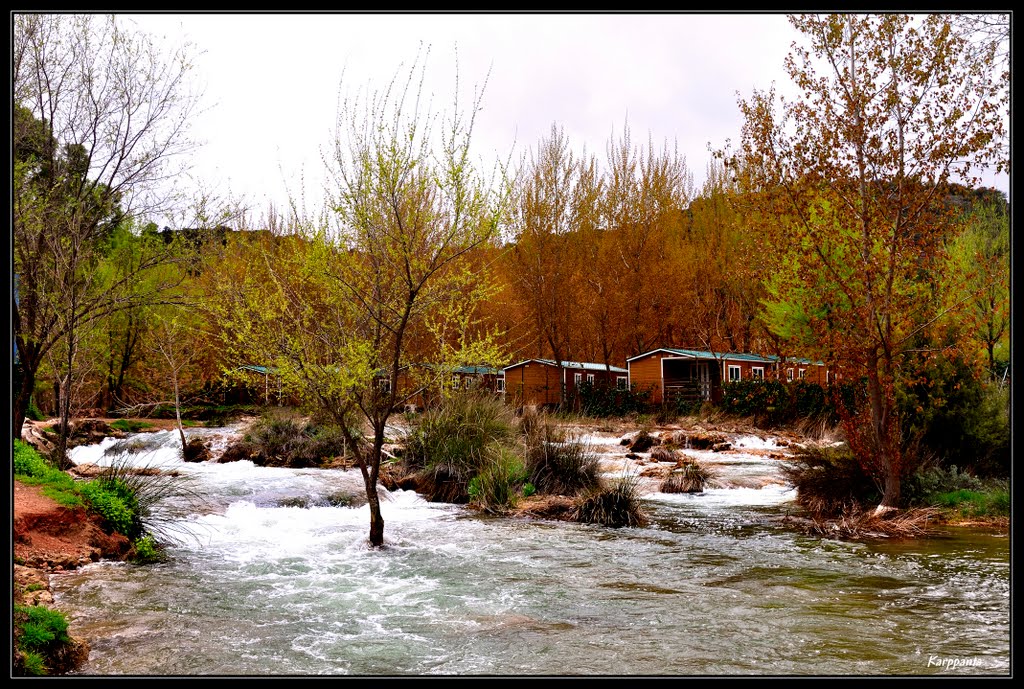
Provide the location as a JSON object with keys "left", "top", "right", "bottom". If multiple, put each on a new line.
{"left": 122, "top": 12, "right": 1009, "bottom": 225}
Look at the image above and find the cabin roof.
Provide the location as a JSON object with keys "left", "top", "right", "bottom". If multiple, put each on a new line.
{"left": 626, "top": 348, "right": 776, "bottom": 364}
{"left": 502, "top": 359, "right": 627, "bottom": 374}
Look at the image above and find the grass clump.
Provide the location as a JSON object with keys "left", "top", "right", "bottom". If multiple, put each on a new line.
{"left": 468, "top": 445, "right": 529, "bottom": 514}
{"left": 405, "top": 393, "right": 516, "bottom": 503}
{"left": 661, "top": 460, "right": 715, "bottom": 494}
{"left": 13, "top": 604, "right": 84, "bottom": 676}
{"left": 520, "top": 410, "right": 600, "bottom": 497}
{"left": 780, "top": 443, "right": 879, "bottom": 518}
{"left": 571, "top": 474, "right": 648, "bottom": 528}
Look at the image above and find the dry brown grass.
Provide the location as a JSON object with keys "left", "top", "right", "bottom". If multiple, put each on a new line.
{"left": 794, "top": 506, "right": 944, "bottom": 539}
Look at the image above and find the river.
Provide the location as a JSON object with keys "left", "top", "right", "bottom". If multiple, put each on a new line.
{"left": 54, "top": 425, "right": 1009, "bottom": 676}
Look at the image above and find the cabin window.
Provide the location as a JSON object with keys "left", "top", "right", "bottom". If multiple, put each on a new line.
{"left": 751, "top": 367, "right": 764, "bottom": 380}
{"left": 375, "top": 377, "right": 392, "bottom": 394}
{"left": 574, "top": 372, "right": 583, "bottom": 386}
{"left": 616, "top": 376, "right": 627, "bottom": 390}
{"left": 587, "top": 373, "right": 595, "bottom": 385}
{"left": 798, "top": 368, "right": 806, "bottom": 379}
{"left": 786, "top": 368, "right": 794, "bottom": 382}
{"left": 826, "top": 370, "right": 832, "bottom": 384}
{"left": 452, "top": 374, "right": 460, "bottom": 388}
{"left": 728, "top": 365, "right": 741, "bottom": 382}
{"left": 496, "top": 377, "right": 505, "bottom": 393}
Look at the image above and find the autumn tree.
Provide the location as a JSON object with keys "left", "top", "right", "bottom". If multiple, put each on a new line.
{"left": 12, "top": 14, "right": 200, "bottom": 446}
{"left": 597, "top": 125, "right": 692, "bottom": 362}
{"left": 506, "top": 124, "right": 598, "bottom": 377}
{"left": 733, "top": 14, "right": 1007, "bottom": 511}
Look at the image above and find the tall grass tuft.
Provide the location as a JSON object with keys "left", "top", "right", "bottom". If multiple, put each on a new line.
{"left": 571, "top": 473, "right": 648, "bottom": 528}
{"left": 661, "top": 461, "right": 715, "bottom": 494}
{"left": 468, "top": 444, "right": 528, "bottom": 514}
{"left": 520, "top": 410, "right": 600, "bottom": 496}
{"left": 405, "top": 393, "right": 516, "bottom": 503}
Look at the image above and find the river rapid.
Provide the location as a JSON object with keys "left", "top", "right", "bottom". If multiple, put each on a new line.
{"left": 54, "top": 425, "right": 1009, "bottom": 676}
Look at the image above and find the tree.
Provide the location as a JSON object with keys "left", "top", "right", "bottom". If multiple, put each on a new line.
{"left": 507, "top": 124, "right": 596, "bottom": 377}
{"left": 733, "top": 14, "right": 1006, "bottom": 511}
{"left": 12, "top": 14, "right": 200, "bottom": 444}
{"left": 944, "top": 195, "right": 1010, "bottom": 380}
{"left": 212, "top": 50, "right": 508, "bottom": 546}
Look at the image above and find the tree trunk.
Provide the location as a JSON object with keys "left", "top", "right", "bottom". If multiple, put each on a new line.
{"left": 866, "top": 360, "right": 900, "bottom": 513}
{"left": 13, "top": 365, "right": 35, "bottom": 441}
{"left": 366, "top": 483, "right": 385, "bottom": 547}
{"left": 173, "top": 376, "right": 187, "bottom": 457}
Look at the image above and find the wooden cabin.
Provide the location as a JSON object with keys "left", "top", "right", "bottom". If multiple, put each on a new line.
{"left": 501, "top": 359, "right": 628, "bottom": 408}
{"left": 628, "top": 348, "right": 833, "bottom": 406}
{"left": 778, "top": 357, "right": 831, "bottom": 385}
{"left": 626, "top": 349, "right": 780, "bottom": 406}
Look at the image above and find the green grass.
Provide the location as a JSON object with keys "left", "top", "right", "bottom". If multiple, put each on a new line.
{"left": 109, "top": 419, "right": 155, "bottom": 433}
{"left": 929, "top": 487, "right": 1009, "bottom": 518}
{"left": 14, "top": 604, "right": 72, "bottom": 675}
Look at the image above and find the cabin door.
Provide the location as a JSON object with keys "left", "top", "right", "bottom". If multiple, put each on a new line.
{"left": 696, "top": 362, "right": 710, "bottom": 400}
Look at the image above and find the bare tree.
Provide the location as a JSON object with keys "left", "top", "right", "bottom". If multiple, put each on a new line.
{"left": 13, "top": 14, "right": 201, "bottom": 446}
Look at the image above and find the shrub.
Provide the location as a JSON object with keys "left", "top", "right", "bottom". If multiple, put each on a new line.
{"left": 80, "top": 479, "right": 139, "bottom": 538}
{"left": 897, "top": 352, "right": 1009, "bottom": 477}
{"left": 129, "top": 535, "right": 165, "bottom": 564}
{"left": 521, "top": 412, "right": 600, "bottom": 497}
{"left": 26, "top": 395, "right": 46, "bottom": 422}
{"left": 571, "top": 474, "right": 648, "bottom": 528}
{"left": 780, "top": 444, "right": 880, "bottom": 517}
{"left": 572, "top": 380, "right": 651, "bottom": 418}
{"left": 240, "top": 414, "right": 350, "bottom": 468}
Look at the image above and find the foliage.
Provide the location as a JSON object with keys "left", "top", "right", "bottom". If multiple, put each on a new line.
{"left": 733, "top": 14, "right": 1007, "bottom": 511}
{"left": 897, "top": 352, "right": 1009, "bottom": 477}
{"left": 520, "top": 410, "right": 600, "bottom": 496}
{"left": 571, "top": 474, "right": 649, "bottom": 528}
{"left": 572, "top": 380, "right": 650, "bottom": 417}
{"left": 12, "top": 14, "right": 200, "bottom": 443}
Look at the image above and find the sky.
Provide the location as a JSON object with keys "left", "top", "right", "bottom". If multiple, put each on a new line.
{"left": 121, "top": 12, "right": 1010, "bottom": 226}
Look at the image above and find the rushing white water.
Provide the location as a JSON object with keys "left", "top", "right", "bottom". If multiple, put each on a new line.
{"left": 54, "top": 427, "right": 1009, "bottom": 676}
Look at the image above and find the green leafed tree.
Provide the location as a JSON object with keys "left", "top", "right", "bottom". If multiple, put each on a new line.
{"left": 211, "top": 48, "right": 509, "bottom": 546}
{"left": 733, "top": 14, "right": 1007, "bottom": 512}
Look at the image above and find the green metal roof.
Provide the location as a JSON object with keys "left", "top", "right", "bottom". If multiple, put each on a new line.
{"left": 503, "top": 359, "right": 627, "bottom": 374}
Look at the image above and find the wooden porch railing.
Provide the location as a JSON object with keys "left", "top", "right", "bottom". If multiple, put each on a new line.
{"left": 664, "top": 381, "right": 712, "bottom": 404}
